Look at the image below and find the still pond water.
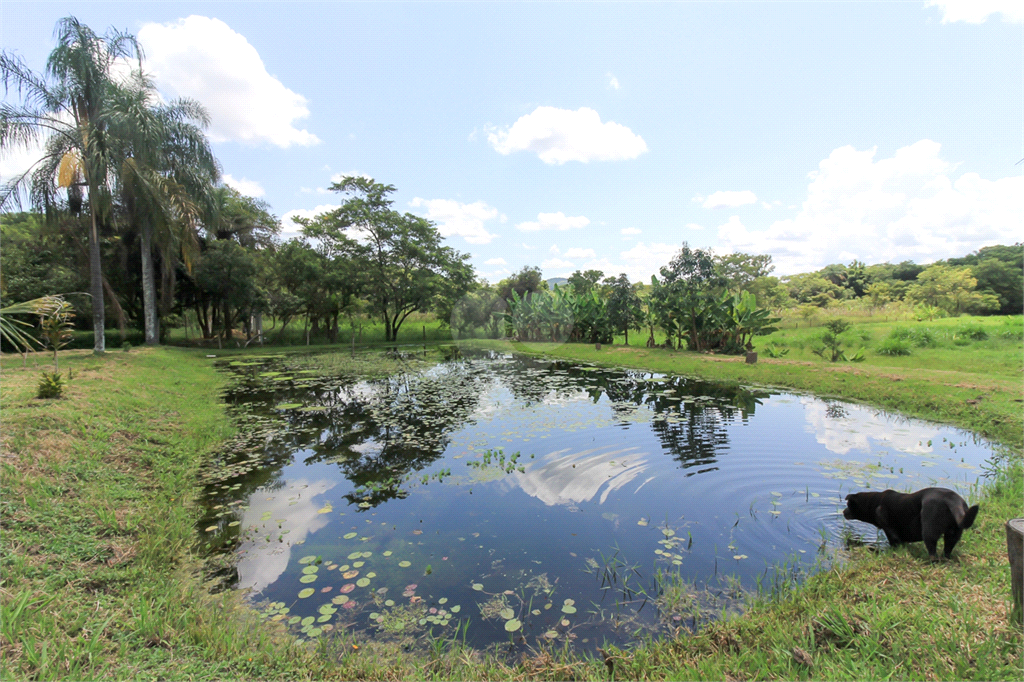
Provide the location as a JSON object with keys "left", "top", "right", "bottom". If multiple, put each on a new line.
{"left": 199, "top": 350, "right": 993, "bottom": 654}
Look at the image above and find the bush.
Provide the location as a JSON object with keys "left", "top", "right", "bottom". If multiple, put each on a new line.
{"left": 876, "top": 338, "right": 912, "bottom": 356}
{"left": 37, "top": 370, "right": 64, "bottom": 399}
{"left": 999, "top": 318, "right": 1023, "bottom": 340}
{"left": 887, "top": 326, "right": 936, "bottom": 348}
{"left": 761, "top": 344, "right": 789, "bottom": 358}
{"left": 954, "top": 324, "right": 988, "bottom": 341}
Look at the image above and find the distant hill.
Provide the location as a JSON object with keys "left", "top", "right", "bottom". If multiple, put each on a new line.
{"left": 545, "top": 277, "right": 568, "bottom": 289}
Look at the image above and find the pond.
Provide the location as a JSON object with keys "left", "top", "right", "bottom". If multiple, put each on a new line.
{"left": 199, "top": 350, "right": 994, "bottom": 654}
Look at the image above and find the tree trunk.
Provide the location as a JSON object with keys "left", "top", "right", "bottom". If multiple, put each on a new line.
{"left": 140, "top": 222, "right": 159, "bottom": 345}
{"left": 88, "top": 211, "right": 105, "bottom": 354}
{"left": 223, "top": 301, "right": 232, "bottom": 343}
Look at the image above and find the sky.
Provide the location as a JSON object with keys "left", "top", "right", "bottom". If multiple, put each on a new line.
{"left": 1, "top": 0, "right": 1021, "bottom": 283}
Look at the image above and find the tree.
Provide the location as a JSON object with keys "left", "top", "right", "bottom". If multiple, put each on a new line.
{"left": 302, "top": 177, "right": 473, "bottom": 342}
{"left": 907, "top": 264, "right": 998, "bottom": 316}
{"left": 497, "top": 265, "right": 547, "bottom": 302}
{"left": 649, "top": 244, "right": 726, "bottom": 350}
{"left": 110, "top": 70, "right": 218, "bottom": 345}
{"left": 603, "top": 274, "right": 642, "bottom": 345}
{"left": 783, "top": 272, "right": 842, "bottom": 307}
{"left": 567, "top": 269, "right": 605, "bottom": 297}
{"left": 1, "top": 17, "right": 143, "bottom": 353}
{"left": 714, "top": 252, "right": 774, "bottom": 291}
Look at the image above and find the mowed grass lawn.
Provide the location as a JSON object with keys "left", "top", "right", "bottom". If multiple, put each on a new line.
{"left": 1, "top": 314, "right": 1021, "bottom": 680}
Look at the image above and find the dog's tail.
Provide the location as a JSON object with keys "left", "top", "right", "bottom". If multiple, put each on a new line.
{"left": 958, "top": 504, "right": 980, "bottom": 530}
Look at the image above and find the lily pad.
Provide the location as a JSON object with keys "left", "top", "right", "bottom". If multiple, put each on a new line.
{"left": 353, "top": 561, "right": 365, "bottom": 568}
{"left": 342, "top": 570, "right": 359, "bottom": 579}
{"left": 227, "top": 521, "right": 240, "bottom": 527}
{"left": 299, "top": 575, "right": 317, "bottom": 583}
{"left": 383, "top": 551, "right": 393, "bottom": 557}
{"left": 544, "top": 630, "right": 559, "bottom": 639}
{"left": 299, "top": 555, "right": 317, "bottom": 564}
{"left": 504, "top": 618, "right": 522, "bottom": 632}
{"left": 385, "top": 599, "right": 395, "bottom": 607}
{"left": 356, "top": 578, "right": 371, "bottom": 587}
{"left": 471, "top": 583, "right": 483, "bottom": 591}
{"left": 332, "top": 595, "right": 350, "bottom": 605}
{"left": 450, "top": 605, "right": 461, "bottom": 613}
{"left": 340, "top": 584, "right": 355, "bottom": 593}
{"left": 499, "top": 608, "right": 515, "bottom": 620}
{"left": 302, "top": 565, "right": 319, "bottom": 574}
{"left": 561, "top": 605, "right": 577, "bottom": 614}
{"left": 298, "top": 588, "right": 315, "bottom": 598}
{"left": 343, "top": 532, "right": 357, "bottom": 539}
{"left": 438, "top": 597, "right": 448, "bottom": 604}
{"left": 347, "top": 552, "right": 362, "bottom": 560}
{"left": 733, "top": 554, "right": 749, "bottom": 560}
{"left": 301, "top": 616, "right": 315, "bottom": 626}
{"left": 288, "top": 616, "right": 301, "bottom": 624}
{"left": 398, "top": 561, "right": 412, "bottom": 568}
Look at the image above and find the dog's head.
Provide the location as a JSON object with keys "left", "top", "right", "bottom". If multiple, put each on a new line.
{"left": 842, "top": 493, "right": 865, "bottom": 521}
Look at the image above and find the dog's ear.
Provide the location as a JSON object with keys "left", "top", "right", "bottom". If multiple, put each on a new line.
{"left": 844, "top": 494, "right": 852, "bottom": 500}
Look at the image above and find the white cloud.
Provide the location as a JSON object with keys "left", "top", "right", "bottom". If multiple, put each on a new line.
{"left": 0, "top": 138, "right": 46, "bottom": 188}
{"left": 138, "top": 16, "right": 319, "bottom": 148}
{"left": 607, "top": 73, "right": 620, "bottom": 89}
{"left": 564, "top": 247, "right": 596, "bottom": 259}
{"left": 484, "top": 257, "right": 507, "bottom": 266}
{"left": 619, "top": 242, "right": 681, "bottom": 281}
{"left": 715, "top": 139, "right": 1024, "bottom": 275}
{"left": 280, "top": 203, "right": 340, "bottom": 236}
{"left": 702, "top": 190, "right": 758, "bottom": 209}
{"left": 516, "top": 211, "right": 591, "bottom": 232}
{"left": 621, "top": 227, "right": 641, "bottom": 235}
{"left": 521, "top": 243, "right": 536, "bottom": 250}
{"left": 686, "top": 223, "right": 705, "bottom": 231}
{"left": 924, "top": 0, "right": 1024, "bottom": 23}
{"left": 542, "top": 258, "right": 576, "bottom": 272}
{"left": 222, "top": 174, "right": 265, "bottom": 197}
{"left": 488, "top": 106, "right": 648, "bottom": 164}
{"left": 409, "top": 197, "right": 500, "bottom": 244}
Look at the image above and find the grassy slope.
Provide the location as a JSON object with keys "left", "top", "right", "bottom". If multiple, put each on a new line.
{"left": 1, "top": 314, "right": 1021, "bottom": 680}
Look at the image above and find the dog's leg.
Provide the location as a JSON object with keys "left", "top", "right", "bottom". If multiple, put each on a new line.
{"left": 875, "top": 507, "right": 902, "bottom": 548}
{"left": 942, "top": 527, "right": 963, "bottom": 559}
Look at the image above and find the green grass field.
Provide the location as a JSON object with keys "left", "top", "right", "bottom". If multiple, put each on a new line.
{"left": 1, "top": 314, "right": 1020, "bottom": 680}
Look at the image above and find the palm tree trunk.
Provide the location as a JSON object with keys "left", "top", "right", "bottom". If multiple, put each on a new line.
{"left": 88, "top": 211, "right": 106, "bottom": 354}
{"left": 140, "top": 222, "right": 159, "bottom": 345}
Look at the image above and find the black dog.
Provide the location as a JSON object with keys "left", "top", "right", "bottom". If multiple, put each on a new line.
{"left": 842, "top": 487, "right": 979, "bottom": 560}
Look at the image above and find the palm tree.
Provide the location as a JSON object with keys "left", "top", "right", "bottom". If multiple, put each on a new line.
{"left": 1, "top": 17, "right": 141, "bottom": 354}
{"left": 109, "top": 70, "right": 219, "bottom": 345}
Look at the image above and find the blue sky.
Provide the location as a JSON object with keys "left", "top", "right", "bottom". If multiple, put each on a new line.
{"left": 2, "top": 1, "right": 1021, "bottom": 281}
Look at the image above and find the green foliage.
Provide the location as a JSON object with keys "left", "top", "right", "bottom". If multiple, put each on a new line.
{"left": 761, "top": 344, "right": 789, "bottom": 358}
{"left": 889, "top": 326, "right": 937, "bottom": 348}
{"left": 954, "top": 324, "right": 989, "bottom": 341}
{"left": 908, "top": 264, "right": 999, "bottom": 316}
{"left": 301, "top": 177, "right": 474, "bottom": 342}
{"left": 38, "top": 296, "right": 75, "bottom": 370}
{"left": 36, "top": 369, "right": 64, "bottom": 399}
{"left": 811, "top": 318, "right": 853, "bottom": 362}
{"left": 876, "top": 338, "right": 913, "bottom": 356}
{"left": 496, "top": 266, "right": 548, "bottom": 301}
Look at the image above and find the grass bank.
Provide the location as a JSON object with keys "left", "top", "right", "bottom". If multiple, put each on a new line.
{"left": 1, "top": 321, "right": 1021, "bottom": 680}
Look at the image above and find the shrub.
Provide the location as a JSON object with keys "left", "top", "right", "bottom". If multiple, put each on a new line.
{"left": 761, "top": 345, "right": 789, "bottom": 358}
{"left": 888, "top": 326, "right": 936, "bottom": 348}
{"left": 37, "top": 370, "right": 64, "bottom": 399}
{"left": 999, "top": 318, "right": 1023, "bottom": 340}
{"left": 876, "top": 338, "right": 912, "bottom": 356}
{"left": 122, "top": 341, "right": 132, "bottom": 352}
{"left": 954, "top": 324, "right": 988, "bottom": 341}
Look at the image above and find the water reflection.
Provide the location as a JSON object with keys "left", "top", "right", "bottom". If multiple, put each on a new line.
{"left": 515, "top": 445, "right": 650, "bottom": 506}
{"left": 198, "top": 351, "right": 993, "bottom": 655}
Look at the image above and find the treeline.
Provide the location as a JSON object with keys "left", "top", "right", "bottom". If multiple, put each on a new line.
{"left": 2, "top": 18, "right": 1020, "bottom": 355}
